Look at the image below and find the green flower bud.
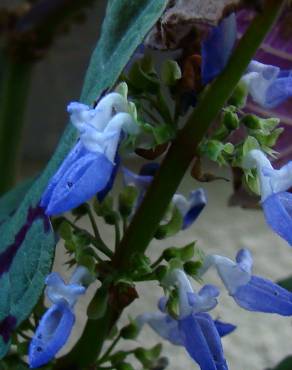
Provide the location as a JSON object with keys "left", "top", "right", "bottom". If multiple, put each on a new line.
{"left": 119, "top": 186, "right": 138, "bottom": 217}
{"left": 161, "top": 60, "right": 182, "bottom": 86}
{"left": 184, "top": 260, "right": 203, "bottom": 277}
{"left": 120, "top": 320, "right": 140, "bottom": 339}
{"left": 116, "top": 363, "right": 135, "bottom": 370}
{"left": 223, "top": 109, "right": 239, "bottom": 130}
{"left": 134, "top": 344, "right": 162, "bottom": 367}
{"left": 228, "top": 81, "right": 248, "bottom": 108}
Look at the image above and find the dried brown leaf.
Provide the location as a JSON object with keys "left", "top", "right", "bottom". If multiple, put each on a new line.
{"left": 145, "top": 0, "right": 244, "bottom": 49}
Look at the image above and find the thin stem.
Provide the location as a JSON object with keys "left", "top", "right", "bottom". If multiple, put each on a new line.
{"left": 61, "top": 216, "right": 113, "bottom": 258}
{"left": 0, "top": 54, "right": 33, "bottom": 194}
{"left": 151, "top": 255, "right": 164, "bottom": 269}
{"left": 122, "top": 217, "right": 128, "bottom": 235}
{"left": 85, "top": 203, "right": 108, "bottom": 250}
{"left": 114, "top": 219, "right": 121, "bottom": 250}
{"left": 97, "top": 334, "right": 121, "bottom": 365}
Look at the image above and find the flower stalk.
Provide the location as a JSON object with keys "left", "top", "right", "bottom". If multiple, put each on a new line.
{"left": 55, "top": 1, "right": 286, "bottom": 369}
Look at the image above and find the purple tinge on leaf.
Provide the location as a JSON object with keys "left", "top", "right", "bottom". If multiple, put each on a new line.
{"left": 41, "top": 92, "right": 139, "bottom": 216}
{"left": 201, "top": 13, "right": 237, "bottom": 85}
{"left": 29, "top": 303, "right": 75, "bottom": 369}
{"left": 0, "top": 206, "right": 51, "bottom": 278}
{"left": 0, "top": 316, "right": 17, "bottom": 344}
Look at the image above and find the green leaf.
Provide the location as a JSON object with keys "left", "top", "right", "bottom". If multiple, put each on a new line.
{"left": 228, "top": 81, "right": 248, "bottom": 108}
{"left": 128, "top": 56, "right": 160, "bottom": 94}
{"left": 269, "top": 356, "right": 292, "bottom": 370}
{"left": 277, "top": 276, "right": 292, "bottom": 292}
{"left": 161, "top": 60, "right": 182, "bottom": 86}
{"left": 119, "top": 185, "right": 139, "bottom": 217}
{"left": 242, "top": 136, "right": 260, "bottom": 157}
{"left": 163, "top": 242, "right": 195, "bottom": 262}
{"left": 0, "top": 0, "right": 167, "bottom": 357}
{"left": 134, "top": 344, "right": 162, "bottom": 368}
{"left": 120, "top": 318, "right": 140, "bottom": 339}
{"left": 0, "top": 177, "right": 34, "bottom": 225}
{"left": 155, "top": 207, "right": 183, "bottom": 239}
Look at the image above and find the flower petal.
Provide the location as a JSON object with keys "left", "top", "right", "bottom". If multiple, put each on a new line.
{"left": 29, "top": 304, "right": 75, "bottom": 368}
{"left": 214, "top": 320, "right": 236, "bottom": 338}
{"left": 136, "top": 312, "right": 182, "bottom": 346}
{"left": 235, "top": 248, "right": 253, "bottom": 274}
{"left": 233, "top": 275, "right": 292, "bottom": 315}
{"left": 182, "top": 188, "right": 207, "bottom": 229}
{"left": 262, "top": 192, "right": 292, "bottom": 246}
{"left": 40, "top": 141, "right": 86, "bottom": 209}
{"left": 179, "top": 313, "right": 228, "bottom": 370}
{"left": 201, "top": 13, "right": 237, "bottom": 85}
{"left": 266, "top": 76, "right": 292, "bottom": 108}
{"left": 45, "top": 149, "right": 114, "bottom": 215}
{"left": 45, "top": 273, "right": 85, "bottom": 308}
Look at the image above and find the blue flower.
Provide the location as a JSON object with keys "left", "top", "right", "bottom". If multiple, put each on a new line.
{"left": 123, "top": 165, "right": 207, "bottom": 229}
{"left": 137, "top": 269, "right": 230, "bottom": 370}
{"left": 201, "top": 13, "right": 237, "bottom": 85}
{"left": 242, "top": 60, "right": 292, "bottom": 108}
{"left": 243, "top": 149, "right": 292, "bottom": 246}
{"left": 29, "top": 267, "right": 90, "bottom": 368}
{"left": 172, "top": 189, "right": 207, "bottom": 229}
{"left": 41, "top": 92, "right": 139, "bottom": 216}
{"left": 200, "top": 248, "right": 292, "bottom": 315}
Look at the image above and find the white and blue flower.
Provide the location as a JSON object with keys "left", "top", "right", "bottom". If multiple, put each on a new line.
{"left": 41, "top": 92, "right": 139, "bottom": 216}
{"left": 243, "top": 149, "right": 292, "bottom": 245}
{"left": 200, "top": 248, "right": 292, "bottom": 315}
{"left": 29, "top": 267, "right": 90, "bottom": 368}
{"left": 201, "top": 13, "right": 237, "bottom": 85}
{"left": 137, "top": 269, "right": 231, "bottom": 370}
{"left": 242, "top": 60, "right": 292, "bottom": 109}
{"left": 123, "top": 164, "right": 207, "bottom": 229}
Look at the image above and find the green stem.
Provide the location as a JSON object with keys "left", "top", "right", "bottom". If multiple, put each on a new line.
{"left": 114, "top": 219, "right": 121, "bottom": 250}
{"left": 114, "top": 0, "right": 285, "bottom": 270}
{"left": 85, "top": 203, "right": 111, "bottom": 256}
{"left": 0, "top": 54, "right": 33, "bottom": 194}
{"left": 55, "top": 2, "right": 285, "bottom": 369}
{"left": 61, "top": 216, "right": 113, "bottom": 258}
{"left": 151, "top": 255, "right": 164, "bottom": 269}
{"left": 97, "top": 334, "right": 121, "bottom": 365}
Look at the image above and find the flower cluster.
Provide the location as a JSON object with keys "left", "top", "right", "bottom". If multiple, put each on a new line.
{"left": 138, "top": 248, "right": 292, "bottom": 369}
{"left": 30, "top": 8, "right": 292, "bottom": 370}
{"left": 123, "top": 163, "right": 207, "bottom": 230}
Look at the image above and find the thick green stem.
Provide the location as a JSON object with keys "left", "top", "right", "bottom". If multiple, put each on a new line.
{"left": 114, "top": 0, "right": 285, "bottom": 270}
{"left": 55, "top": 2, "right": 285, "bottom": 369}
{"left": 0, "top": 55, "right": 33, "bottom": 194}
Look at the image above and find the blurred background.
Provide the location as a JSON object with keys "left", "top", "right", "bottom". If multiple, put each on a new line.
{"left": 1, "top": 1, "right": 292, "bottom": 369}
